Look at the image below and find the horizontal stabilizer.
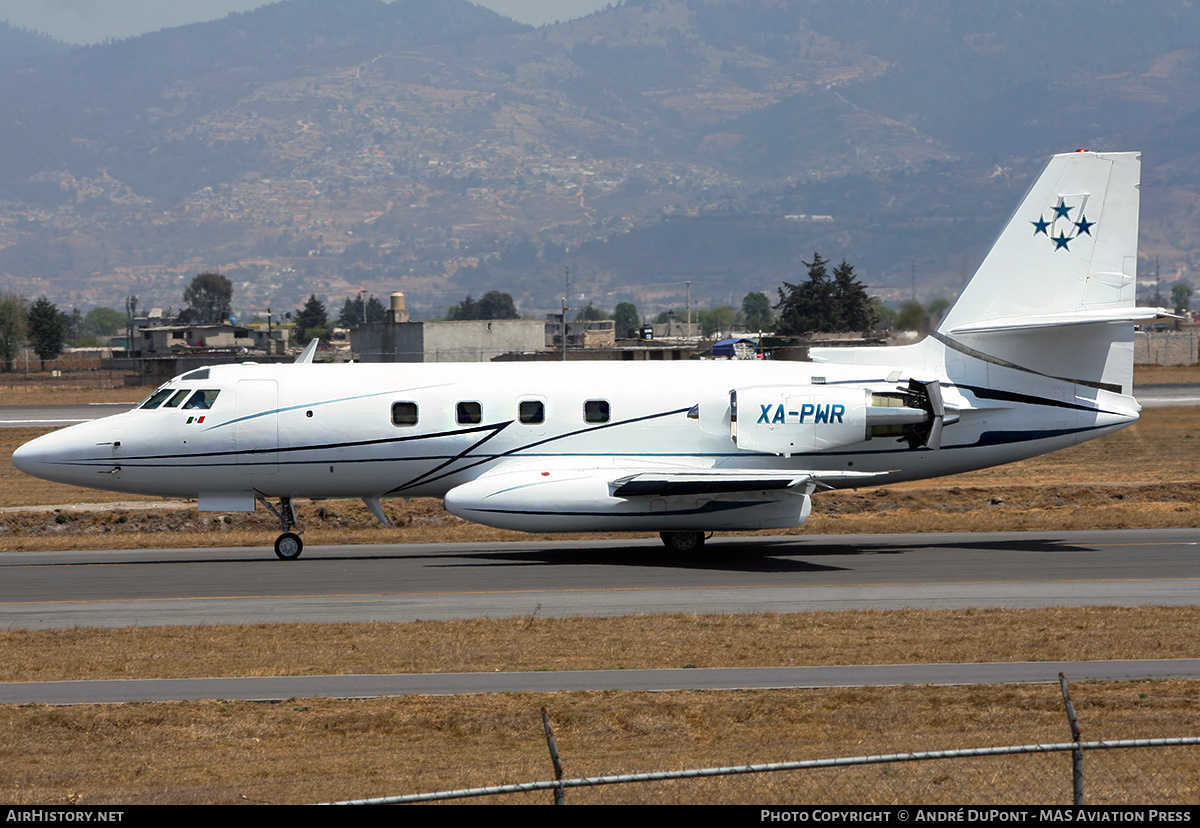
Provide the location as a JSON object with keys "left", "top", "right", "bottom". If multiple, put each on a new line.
{"left": 949, "top": 307, "right": 1175, "bottom": 335}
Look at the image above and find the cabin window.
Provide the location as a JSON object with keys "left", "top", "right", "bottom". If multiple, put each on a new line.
{"left": 392, "top": 401, "right": 419, "bottom": 426}
{"left": 182, "top": 390, "right": 220, "bottom": 410}
{"left": 456, "top": 401, "right": 482, "bottom": 425}
{"left": 139, "top": 388, "right": 175, "bottom": 410}
{"left": 162, "top": 390, "right": 190, "bottom": 408}
{"left": 518, "top": 400, "right": 544, "bottom": 424}
{"left": 584, "top": 399, "right": 610, "bottom": 424}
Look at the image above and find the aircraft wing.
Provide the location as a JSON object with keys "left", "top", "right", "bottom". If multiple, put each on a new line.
{"left": 444, "top": 465, "right": 888, "bottom": 533}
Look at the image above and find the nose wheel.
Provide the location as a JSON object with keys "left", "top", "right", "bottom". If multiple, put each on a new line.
{"left": 659, "top": 531, "right": 707, "bottom": 553}
{"left": 274, "top": 532, "right": 303, "bottom": 560}
{"left": 258, "top": 496, "right": 305, "bottom": 560}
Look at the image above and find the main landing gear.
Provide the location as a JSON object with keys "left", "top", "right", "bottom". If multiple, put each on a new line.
{"left": 258, "top": 496, "right": 304, "bottom": 560}
{"left": 659, "top": 531, "right": 707, "bottom": 553}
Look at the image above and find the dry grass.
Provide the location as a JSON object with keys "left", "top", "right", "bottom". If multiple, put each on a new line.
{"left": 1, "top": 606, "right": 1196, "bottom": 683}
{"left": 0, "top": 382, "right": 145, "bottom": 406}
{"left": 1134, "top": 363, "right": 1200, "bottom": 384}
{"left": 2, "top": 682, "right": 1197, "bottom": 805}
{"left": 2, "top": 384, "right": 1198, "bottom": 805}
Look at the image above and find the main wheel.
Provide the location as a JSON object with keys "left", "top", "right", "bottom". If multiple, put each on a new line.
{"left": 659, "top": 531, "right": 705, "bottom": 553}
{"left": 274, "top": 532, "right": 304, "bottom": 560}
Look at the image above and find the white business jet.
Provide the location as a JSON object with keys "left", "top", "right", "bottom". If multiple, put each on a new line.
{"left": 13, "top": 150, "right": 1162, "bottom": 559}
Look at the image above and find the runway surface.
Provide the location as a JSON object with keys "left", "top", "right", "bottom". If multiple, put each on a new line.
{"left": 0, "top": 403, "right": 134, "bottom": 427}
{"left": 3, "top": 659, "right": 1198, "bottom": 705}
{"left": 1135, "top": 383, "right": 1200, "bottom": 407}
{"left": 2, "top": 529, "right": 1197, "bottom": 629}
{"left": 3, "top": 398, "right": 1198, "bottom": 703}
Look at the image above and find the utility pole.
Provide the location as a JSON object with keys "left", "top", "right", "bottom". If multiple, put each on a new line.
{"left": 686, "top": 280, "right": 691, "bottom": 338}
{"left": 562, "top": 266, "right": 570, "bottom": 361}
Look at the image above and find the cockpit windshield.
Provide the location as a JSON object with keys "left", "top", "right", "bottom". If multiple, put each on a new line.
{"left": 139, "top": 388, "right": 220, "bottom": 410}
{"left": 162, "top": 390, "right": 190, "bottom": 408}
{"left": 139, "top": 388, "right": 176, "bottom": 410}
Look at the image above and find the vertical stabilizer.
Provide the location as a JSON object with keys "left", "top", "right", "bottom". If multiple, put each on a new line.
{"left": 934, "top": 151, "right": 1145, "bottom": 394}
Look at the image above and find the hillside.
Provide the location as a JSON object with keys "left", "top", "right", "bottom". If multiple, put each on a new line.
{"left": 0, "top": 0, "right": 1198, "bottom": 318}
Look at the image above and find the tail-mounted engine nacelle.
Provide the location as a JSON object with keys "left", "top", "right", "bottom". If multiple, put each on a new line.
{"left": 729, "top": 385, "right": 934, "bottom": 457}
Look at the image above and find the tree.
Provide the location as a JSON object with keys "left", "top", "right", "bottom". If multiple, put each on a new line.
{"left": 741, "top": 291, "right": 773, "bottom": 332}
{"left": 446, "top": 291, "right": 519, "bottom": 320}
{"left": 477, "top": 290, "right": 519, "bottom": 320}
{"left": 1171, "top": 282, "right": 1193, "bottom": 315}
{"left": 776, "top": 255, "right": 879, "bottom": 335}
{"left": 574, "top": 302, "right": 609, "bottom": 321}
{"left": 775, "top": 253, "right": 834, "bottom": 335}
{"left": 182, "top": 272, "right": 233, "bottom": 324}
{"left": 84, "top": 307, "right": 125, "bottom": 339}
{"left": 337, "top": 294, "right": 387, "bottom": 327}
{"left": 926, "top": 297, "right": 952, "bottom": 328}
{"left": 871, "top": 297, "right": 897, "bottom": 331}
{"left": 698, "top": 306, "right": 737, "bottom": 337}
{"left": 831, "top": 260, "right": 878, "bottom": 332}
{"left": 27, "top": 295, "right": 66, "bottom": 369}
{"left": 895, "top": 300, "right": 927, "bottom": 333}
{"left": 0, "top": 294, "right": 27, "bottom": 372}
{"left": 446, "top": 295, "right": 478, "bottom": 320}
{"left": 65, "top": 307, "right": 85, "bottom": 344}
{"left": 613, "top": 301, "right": 639, "bottom": 337}
{"left": 294, "top": 294, "right": 330, "bottom": 345}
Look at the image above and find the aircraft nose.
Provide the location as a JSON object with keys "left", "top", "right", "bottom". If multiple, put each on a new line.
{"left": 10, "top": 422, "right": 111, "bottom": 486}
{"left": 10, "top": 435, "right": 45, "bottom": 476}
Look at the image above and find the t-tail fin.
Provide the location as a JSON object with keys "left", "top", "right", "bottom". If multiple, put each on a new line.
{"left": 933, "top": 150, "right": 1159, "bottom": 395}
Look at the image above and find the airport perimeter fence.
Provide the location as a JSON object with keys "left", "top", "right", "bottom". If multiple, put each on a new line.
{"left": 2, "top": 367, "right": 132, "bottom": 394}
{"left": 335, "top": 737, "right": 1200, "bottom": 805}
{"left": 330, "top": 678, "right": 1200, "bottom": 806}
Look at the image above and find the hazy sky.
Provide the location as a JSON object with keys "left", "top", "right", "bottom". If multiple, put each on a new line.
{"left": 1, "top": 0, "right": 612, "bottom": 44}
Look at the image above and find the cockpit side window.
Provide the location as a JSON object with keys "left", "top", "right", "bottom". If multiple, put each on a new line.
{"left": 162, "top": 390, "right": 190, "bottom": 408}
{"left": 139, "top": 389, "right": 175, "bottom": 410}
{"left": 182, "top": 390, "right": 220, "bottom": 410}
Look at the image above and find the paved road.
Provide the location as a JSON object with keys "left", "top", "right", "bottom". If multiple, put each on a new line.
{"left": 3, "top": 398, "right": 1197, "bottom": 703}
{"left": 1135, "top": 383, "right": 1200, "bottom": 407}
{"left": 0, "top": 403, "right": 134, "bottom": 427}
{"left": 3, "top": 659, "right": 1198, "bottom": 705}
{"left": 2, "top": 529, "right": 1197, "bottom": 629}
{"left": 3, "top": 529, "right": 1197, "bottom": 703}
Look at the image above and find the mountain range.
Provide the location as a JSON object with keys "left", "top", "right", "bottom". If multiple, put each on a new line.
{"left": 0, "top": 0, "right": 1197, "bottom": 319}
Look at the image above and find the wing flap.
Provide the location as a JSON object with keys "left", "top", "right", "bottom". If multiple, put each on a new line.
{"left": 610, "top": 469, "right": 884, "bottom": 497}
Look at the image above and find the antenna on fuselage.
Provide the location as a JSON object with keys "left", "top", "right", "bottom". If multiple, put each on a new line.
{"left": 295, "top": 338, "right": 319, "bottom": 364}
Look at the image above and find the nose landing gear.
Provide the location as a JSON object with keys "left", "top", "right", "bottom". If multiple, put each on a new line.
{"left": 274, "top": 531, "right": 303, "bottom": 560}
{"left": 659, "top": 531, "right": 707, "bottom": 553}
{"left": 258, "top": 496, "right": 304, "bottom": 560}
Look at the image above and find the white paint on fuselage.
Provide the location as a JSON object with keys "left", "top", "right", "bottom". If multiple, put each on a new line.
{"left": 12, "top": 358, "right": 1138, "bottom": 505}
